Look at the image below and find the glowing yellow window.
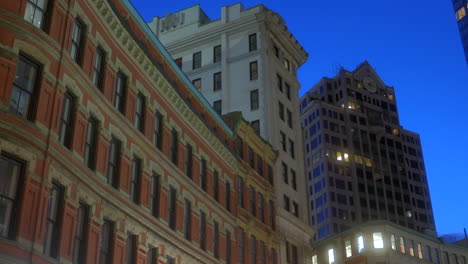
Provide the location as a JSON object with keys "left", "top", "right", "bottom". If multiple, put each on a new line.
{"left": 344, "top": 153, "right": 350, "bottom": 162}
{"left": 456, "top": 7, "right": 466, "bottom": 21}
{"left": 354, "top": 155, "right": 363, "bottom": 164}
{"left": 365, "top": 158, "right": 372, "bottom": 167}
{"left": 336, "top": 152, "right": 343, "bottom": 161}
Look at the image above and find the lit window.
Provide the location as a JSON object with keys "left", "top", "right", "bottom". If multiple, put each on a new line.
{"left": 354, "top": 155, "right": 363, "bottom": 164}
{"left": 364, "top": 158, "right": 372, "bottom": 167}
{"left": 344, "top": 153, "right": 349, "bottom": 162}
{"left": 417, "top": 243, "right": 423, "bottom": 259}
{"left": 388, "top": 94, "right": 394, "bottom": 100}
{"left": 328, "top": 248, "right": 335, "bottom": 264}
{"left": 392, "top": 128, "right": 399, "bottom": 135}
{"left": 357, "top": 235, "right": 364, "bottom": 253}
{"left": 400, "top": 237, "right": 406, "bottom": 253}
{"left": 373, "top": 232, "right": 384, "bottom": 249}
{"left": 409, "top": 240, "right": 414, "bottom": 256}
{"left": 312, "top": 255, "right": 318, "bottom": 264}
{"left": 345, "top": 240, "right": 352, "bottom": 258}
{"left": 336, "top": 152, "right": 343, "bottom": 161}
{"left": 456, "top": 7, "right": 466, "bottom": 21}
{"left": 391, "top": 234, "right": 396, "bottom": 250}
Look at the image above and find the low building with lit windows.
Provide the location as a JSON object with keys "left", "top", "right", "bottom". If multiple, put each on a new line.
{"left": 310, "top": 221, "right": 468, "bottom": 264}
{"left": 0, "top": 0, "right": 279, "bottom": 263}
{"left": 452, "top": 0, "right": 468, "bottom": 63}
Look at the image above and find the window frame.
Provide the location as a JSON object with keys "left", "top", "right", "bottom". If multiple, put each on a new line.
{"left": 151, "top": 172, "right": 161, "bottom": 218}
{"left": 24, "top": 0, "right": 50, "bottom": 30}
{"left": 107, "top": 137, "right": 121, "bottom": 188}
{"left": 130, "top": 156, "right": 142, "bottom": 204}
{"left": 213, "top": 72, "right": 222, "bottom": 91}
{"left": 250, "top": 89, "right": 259, "bottom": 111}
{"left": 170, "top": 129, "right": 178, "bottom": 165}
{"left": 213, "top": 45, "right": 221, "bottom": 63}
{"left": 114, "top": 71, "right": 127, "bottom": 113}
{"left": 153, "top": 111, "right": 163, "bottom": 150}
{"left": 58, "top": 90, "right": 76, "bottom": 149}
{"left": 73, "top": 202, "right": 89, "bottom": 264}
{"left": 168, "top": 186, "right": 177, "bottom": 230}
{"left": 43, "top": 181, "right": 64, "bottom": 259}
{"left": 135, "top": 93, "right": 146, "bottom": 132}
{"left": 192, "top": 51, "right": 201, "bottom": 69}
{"left": 249, "top": 33, "right": 257, "bottom": 52}
{"left": 93, "top": 46, "right": 106, "bottom": 90}
{"left": 84, "top": 116, "right": 99, "bottom": 170}
{"left": 70, "top": 17, "right": 86, "bottom": 65}
{"left": 183, "top": 199, "right": 191, "bottom": 240}
{"left": 249, "top": 61, "right": 258, "bottom": 80}
{"left": 99, "top": 219, "right": 114, "bottom": 264}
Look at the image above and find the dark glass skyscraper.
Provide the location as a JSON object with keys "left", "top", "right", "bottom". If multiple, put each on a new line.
{"left": 452, "top": 0, "right": 468, "bottom": 63}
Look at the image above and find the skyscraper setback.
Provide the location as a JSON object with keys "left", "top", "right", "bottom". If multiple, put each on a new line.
{"left": 300, "top": 62, "right": 436, "bottom": 241}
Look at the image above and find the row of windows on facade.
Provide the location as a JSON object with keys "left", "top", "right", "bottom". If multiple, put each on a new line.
{"left": 312, "top": 231, "right": 467, "bottom": 264}
{"left": 236, "top": 138, "right": 275, "bottom": 186}
{"left": 0, "top": 152, "right": 282, "bottom": 264}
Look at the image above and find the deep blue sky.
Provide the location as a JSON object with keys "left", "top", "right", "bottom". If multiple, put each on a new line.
{"left": 130, "top": 0, "right": 468, "bottom": 235}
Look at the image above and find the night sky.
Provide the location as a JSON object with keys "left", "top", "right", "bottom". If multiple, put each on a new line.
{"left": 129, "top": 0, "right": 468, "bottom": 236}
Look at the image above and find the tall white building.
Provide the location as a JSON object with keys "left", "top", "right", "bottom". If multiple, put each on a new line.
{"left": 149, "top": 3, "right": 315, "bottom": 263}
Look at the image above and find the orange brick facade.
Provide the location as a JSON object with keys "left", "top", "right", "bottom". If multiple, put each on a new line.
{"left": 0, "top": 0, "right": 279, "bottom": 263}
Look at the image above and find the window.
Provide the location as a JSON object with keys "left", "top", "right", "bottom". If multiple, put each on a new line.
{"left": 73, "top": 202, "right": 89, "bottom": 263}
{"left": 250, "top": 89, "right": 259, "bottom": 110}
{"left": 43, "top": 182, "right": 64, "bottom": 258}
{"left": 213, "top": 72, "right": 222, "bottom": 91}
{"left": 200, "top": 158, "right": 207, "bottom": 191}
{"left": 456, "top": 6, "right": 466, "bottom": 21}
{"left": 192, "top": 78, "right": 201, "bottom": 90}
{"left": 226, "top": 231, "right": 231, "bottom": 264}
{"left": 114, "top": 71, "right": 127, "bottom": 113}
{"left": 292, "top": 201, "right": 299, "bottom": 217}
{"left": 170, "top": 129, "right": 178, "bottom": 165}
{"left": 151, "top": 173, "right": 161, "bottom": 217}
{"left": 257, "top": 155, "right": 263, "bottom": 176}
{"left": 357, "top": 235, "right": 364, "bottom": 253}
{"left": 284, "top": 59, "right": 291, "bottom": 72}
{"left": 249, "top": 33, "right": 257, "bottom": 52}
{"left": 99, "top": 220, "right": 114, "bottom": 264}
{"left": 238, "top": 177, "right": 245, "bottom": 208}
{"left": 93, "top": 46, "right": 106, "bottom": 90}
{"left": 251, "top": 120, "right": 260, "bottom": 134}
{"left": 174, "top": 58, "right": 182, "bottom": 69}
{"left": 345, "top": 240, "right": 352, "bottom": 258}
{"left": 399, "top": 237, "right": 405, "bottom": 253}
{"left": 58, "top": 91, "right": 76, "bottom": 148}
{"left": 10, "top": 54, "right": 41, "bottom": 120}
{"left": 200, "top": 211, "right": 206, "bottom": 250}
{"left": 24, "top": 0, "right": 49, "bottom": 29}
{"left": 107, "top": 137, "right": 121, "bottom": 188}
{"left": 226, "top": 181, "right": 231, "bottom": 212}
{"left": 70, "top": 17, "right": 86, "bottom": 64}
{"left": 166, "top": 257, "right": 175, "bottom": 264}
{"left": 125, "top": 233, "right": 137, "bottom": 264}
{"left": 214, "top": 221, "right": 219, "bottom": 258}
{"left": 277, "top": 74, "right": 283, "bottom": 92}
{"left": 409, "top": 240, "right": 414, "bottom": 256}
{"left": 312, "top": 255, "right": 318, "bottom": 264}
{"left": 147, "top": 246, "right": 159, "bottom": 264}
{"left": 259, "top": 193, "right": 265, "bottom": 222}
{"left": 373, "top": 232, "right": 384, "bottom": 248}
{"left": 249, "top": 186, "right": 256, "bottom": 216}
{"left": 425, "top": 245, "right": 432, "bottom": 261}
{"left": 135, "top": 93, "right": 145, "bottom": 132}
{"left": 328, "top": 248, "right": 335, "bottom": 264}
{"left": 283, "top": 195, "right": 290, "bottom": 211}
{"left": 279, "top": 102, "right": 284, "bottom": 120}
{"left": 280, "top": 131, "right": 286, "bottom": 151}
{"left": 213, "top": 45, "right": 221, "bottom": 63}
{"left": 239, "top": 229, "right": 245, "bottom": 264}
{"left": 287, "top": 109, "right": 293, "bottom": 128}
{"left": 153, "top": 112, "right": 163, "bottom": 150}
{"left": 0, "top": 153, "right": 24, "bottom": 239}
{"left": 282, "top": 162, "right": 288, "bottom": 184}
{"left": 213, "top": 171, "right": 220, "bottom": 202}
{"left": 269, "top": 200, "right": 275, "bottom": 230}
{"left": 130, "top": 156, "right": 142, "bottom": 204}
{"left": 168, "top": 186, "right": 177, "bottom": 230}
{"left": 251, "top": 235, "right": 257, "bottom": 264}
{"left": 84, "top": 116, "right": 99, "bottom": 170}
{"left": 184, "top": 199, "right": 191, "bottom": 240}
{"left": 213, "top": 100, "right": 222, "bottom": 115}
{"left": 417, "top": 243, "right": 423, "bottom": 259}
{"left": 391, "top": 234, "right": 396, "bottom": 250}
{"left": 291, "top": 170, "right": 296, "bottom": 190}
{"left": 289, "top": 139, "right": 295, "bottom": 159}
{"left": 250, "top": 61, "right": 258, "bottom": 80}
{"left": 185, "top": 144, "right": 193, "bottom": 179}
{"left": 291, "top": 245, "right": 298, "bottom": 264}
{"left": 274, "top": 45, "right": 279, "bottom": 57}
{"left": 285, "top": 83, "right": 291, "bottom": 100}
{"left": 267, "top": 165, "right": 273, "bottom": 185}
{"left": 193, "top": 52, "right": 201, "bottom": 69}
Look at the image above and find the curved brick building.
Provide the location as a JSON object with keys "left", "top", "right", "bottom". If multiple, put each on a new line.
{"left": 0, "top": 0, "right": 279, "bottom": 263}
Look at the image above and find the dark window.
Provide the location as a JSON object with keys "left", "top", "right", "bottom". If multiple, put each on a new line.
{"left": 289, "top": 139, "right": 295, "bottom": 159}
{"left": 166, "top": 256, "right": 175, "bottom": 264}
{"left": 10, "top": 54, "right": 41, "bottom": 120}
{"left": 200, "top": 158, "right": 207, "bottom": 191}
{"left": 193, "top": 52, "right": 201, "bottom": 69}
{"left": 226, "top": 181, "right": 231, "bottom": 212}
{"left": 147, "top": 246, "right": 159, "bottom": 264}
{"left": 271, "top": 248, "right": 277, "bottom": 264}
{"left": 280, "top": 131, "right": 286, "bottom": 151}
{"left": 267, "top": 165, "right": 274, "bottom": 185}
{"left": 73, "top": 202, "right": 89, "bottom": 264}
{"left": 150, "top": 173, "right": 161, "bottom": 217}
{"left": 269, "top": 200, "right": 275, "bottom": 230}
{"left": 58, "top": 91, "right": 76, "bottom": 149}
{"left": 213, "top": 72, "right": 222, "bottom": 91}
{"left": 249, "top": 33, "right": 257, "bottom": 52}
{"left": 238, "top": 177, "right": 245, "bottom": 208}
{"left": 135, "top": 93, "right": 145, "bottom": 132}
{"left": 114, "top": 72, "right": 127, "bottom": 113}
{"left": 259, "top": 193, "right": 265, "bottom": 222}
{"left": 213, "top": 45, "right": 221, "bottom": 63}
{"left": 249, "top": 186, "right": 256, "bottom": 216}
{"left": 24, "top": 0, "right": 49, "bottom": 29}
{"left": 292, "top": 201, "right": 299, "bottom": 217}
{"left": 184, "top": 199, "right": 191, "bottom": 240}
{"left": 185, "top": 144, "right": 193, "bottom": 179}
{"left": 168, "top": 186, "right": 177, "bottom": 230}
{"left": 283, "top": 195, "right": 290, "bottom": 211}
{"left": 93, "top": 46, "right": 106, "bottom": 90}
{"left": 291, "top": 170, "right": 296, "bottom": 190}
{"left": 226, "top": 230, "right": 231, "bottom": 264}
{"left": 84, "top": 116, "right": 99, "bottom": 170}
{"left": 251, "top": 120, "right": 260, "bottom": 134}
{"left": 107, "top": 137, "right": 121, "bottom": 188}
{"left": 0, "top": 153, "right": 24, "bottom": 240}
{"left": 250, "top": 89, "right": 259, "bottom": 110}
{"left": 291, "top": 245, "right": 298, "bottom": 264}
{"left": 170, "top": 129, "right": 178, "bottom": 165}
{"left": 285, "top": 83, "right": 291, "bottom": 100}
{"left": 287, "top": 109, "right": 292, "bottom": 128}
{"left": 278, "top": 102, "right": 284, "bottom": 120}
{"left": 130, "top": 156, "right": 142, "bottom": 204}
{"left": 260, "top": 241, "right": 266, "bottom": 264}
{"left": 250, "top": 61, "right": 258, "bottom": 80}
{"left": 274, "top": 45, "right": 279, "bottom": 57}
{"left": 192, "top": 78, "right": 201, "bottom": 90}
{"left": 43, "top": 181, "right": 64, "bottom": 259}
{"left": 174, "top": 58, "right": 182, "bottom": 69}
{"left": 214, "top": 221, "right": 219, "bottom": 258}
{"left": 99, "top": 220, "right": 114, "bottom": 264}
{"left": 213, "top": 100, "right": 222, "bottom": 115}
{"left": 277, "top": 74, "right": 283, "bottom": 92}
{"left": 213, "top": 171, "right": 219, "bottom": 202}
{"left": 124, "top": 233, "right": 137, "bottom": 264}
{"left": 70, "top": 17, "right": 86, "bottom": 65}
{"left": 153, "top": 111, "right": 163, "bottom": 150}
{"left": 239, "top": 229, "right": 245, "bottom": 264}
{"left": 282, "top": 162, "right": 288, "bottom": 184}
{"left": 251, "top": 235, "right": 257, "bottom": 264}
{"left": 200, "top": 211, "right": 206, "bottom": 250}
